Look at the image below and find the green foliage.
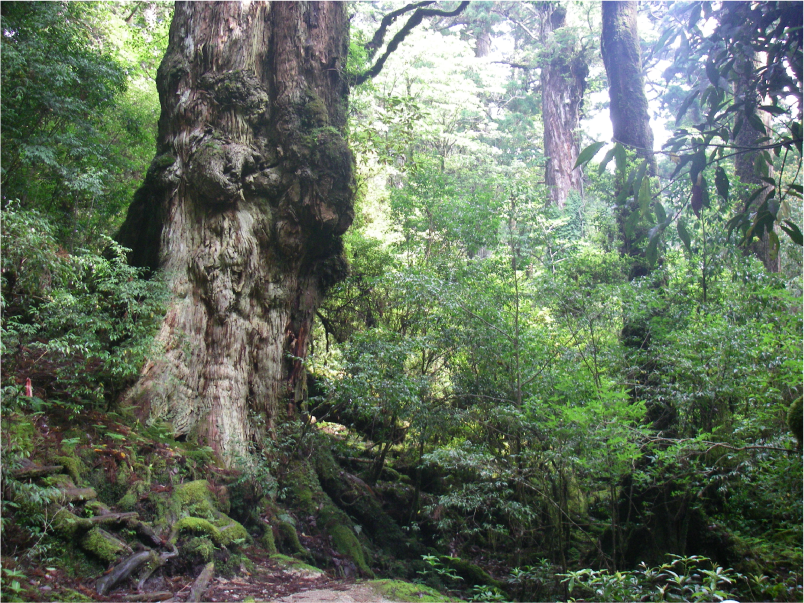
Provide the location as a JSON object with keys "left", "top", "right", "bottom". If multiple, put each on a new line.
{"left": 562, "top": 555, "right": 741, "bottom": 602}
{"left": 1, "top": 206, "right": 166, "bottom": 414}
{"left": 1, "top": 1, "right": 167, "bottom": 247}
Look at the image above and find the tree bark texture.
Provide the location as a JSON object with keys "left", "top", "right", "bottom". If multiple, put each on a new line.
{"left": 117, "top": 2, "right": 354, "bottom": 461}
{"left": 601, "top": 1, "right": 655, "bottom": 174}
{"left": 733, "top": 49, "right": 781, "bottom": 273}
{"left": 539, "top": 5, "right": 588, "bottom": 208}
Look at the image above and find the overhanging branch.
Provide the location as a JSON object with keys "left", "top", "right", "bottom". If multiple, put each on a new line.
{"left": 365, "top": 1, "right": 435, "bottom": 61}
{"left": 353, "top": 1, "right": 470, "bottom": 87}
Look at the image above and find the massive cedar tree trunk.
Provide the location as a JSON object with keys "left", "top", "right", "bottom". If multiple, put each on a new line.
{"left": 539, "top": 5, "right": 588, "bottom": 209}
{"left": 601, "top": 1, "right": 655, "bottom": 174}
{"left": 117, "top": 1, "right": 354, "bottom": 462}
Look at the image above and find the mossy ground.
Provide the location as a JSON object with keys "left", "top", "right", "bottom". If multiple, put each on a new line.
{"left": 367, "top": 579, "right": 458, "bottom": 602}
{"left": 270, "top": 554, "right": 325, "bottom": 575}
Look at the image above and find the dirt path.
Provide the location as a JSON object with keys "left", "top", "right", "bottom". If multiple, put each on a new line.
{"left": 91, "top": 551, "right": 436, "bottom": 603}
{"left": 272, "top": 584, "right": 395, "bottom": 603}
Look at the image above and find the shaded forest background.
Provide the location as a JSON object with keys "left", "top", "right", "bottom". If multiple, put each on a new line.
{"left": 1, "top": 2, "right": 802, "bottom": 602}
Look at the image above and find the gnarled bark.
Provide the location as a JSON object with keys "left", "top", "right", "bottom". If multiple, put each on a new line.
{"left": 117, "top": 2, "right": 354, "bottom": 462}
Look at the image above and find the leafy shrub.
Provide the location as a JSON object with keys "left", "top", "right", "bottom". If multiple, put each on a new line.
{"left": 561, "top": 555, "right": 741, "bottom": 602}
{"left": 1, "top": 205, "right": 165, "bottom": 414}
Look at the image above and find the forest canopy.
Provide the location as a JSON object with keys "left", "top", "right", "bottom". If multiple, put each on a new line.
{"left": 1, "top": 2, "right": 801, "bottom": 602}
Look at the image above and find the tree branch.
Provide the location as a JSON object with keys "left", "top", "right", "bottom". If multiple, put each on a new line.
{"left": 354, "top": 1, "right": 470, "bottom": 87}
{"left": 364, "top": 1, "right": 435, "bottom": 61}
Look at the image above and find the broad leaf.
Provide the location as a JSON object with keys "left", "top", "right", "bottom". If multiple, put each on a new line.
{"left": 574, "top": 141, "right": 606, "bottom": 169}
{"left": 714, "top": 167, "right": 729, "bottom": 201}
{"left": 677, "top": 219, "right": 692, "bottom": 253}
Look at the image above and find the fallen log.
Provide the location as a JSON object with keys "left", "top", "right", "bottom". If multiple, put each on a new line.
{"left": 60, "top": 487, "right": 97, "bottom": 502}
{"left": 12, "top": 464, "right": 65, "bottom": 479}
{"left": 88, "top": 512, "right": 139, "bottom": 525}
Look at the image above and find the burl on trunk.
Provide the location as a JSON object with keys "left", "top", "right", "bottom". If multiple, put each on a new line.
{"left": 117, "top": 2, "right": 354, "bottom": 461}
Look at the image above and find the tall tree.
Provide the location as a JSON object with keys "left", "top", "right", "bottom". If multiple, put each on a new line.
{"left": 601, "top": 0, "right": 655, "bottom": 174}
{"left": 117, "top": 1, "right": 354, "bottom": 461}
{"left": 538, "top": 3, "right": 589, "bottom": 209}
{"left": 733, "top": 49, "right": 781, "bottom": 273}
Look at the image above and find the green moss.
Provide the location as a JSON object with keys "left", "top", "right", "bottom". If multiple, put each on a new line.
{"left": 218, "top": 552, "right": 254, "bottom": 578}
{"left": 85, "top": 501, "right": 112, "bottom": 516}
{"left": 173, "top": 516, "right": 249, "bottom": 547}
{"left": 80, "top": 527, "right": 128, "bottom": 563}
{"left": 118, "top": 480, "right": 149, "bottom": 511}
{"left": 173, "top": 517, "right": 220, "bottom": 542}
{"left": 182, "top": 536, "right": 216, "bottom": 562}
{"left": 302, "top": 96, "right": 329, "bottom": 129}
{"left": 42, "top": 473, "right": 75, "bottom": 489}
{"left": 171, "top": 479, "right": 217, "bottom": 519}
{"left": 439, "top": 557, "right": 507, "bottom": 593}
{"left": 788, "top": 397, "right": 802, "bottom": 446}
{"left": 275, "top": 519, "right": 308, "bottom": 558}
{"left": 54, "top": 455, "right": 85, "bottom": 484}
{"left": 368, "top": 579, "right": 457, "bottom": 602}
{"left": 286, "top": 465, "right": 316, "bottom": 512}
{"left": 261, "top": 526, "right": 277, "bottom": 554}
{"left": 52, "top": 508, "right": 91, "bottom": 537}
{"left": 329, "top": 523, "right": 373, "bottom": 578}
{"left": 216, "top": 517, "right": 249, "bottom": 546}
{"left": 270, "top": 554, "right": 324, "bottom": 574}
{"left": 153, "top": 154, "right": 176, "bottom": 169}
{"left": 53, "top": 587, "right": 95, "bottom": 602}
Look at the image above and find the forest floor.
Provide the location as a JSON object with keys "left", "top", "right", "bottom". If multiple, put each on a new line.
{"left": 30, "top": 549, "right": 431, "bottom": 602}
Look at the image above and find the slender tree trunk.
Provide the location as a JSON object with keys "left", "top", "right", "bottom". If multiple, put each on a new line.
{"left": 540, "top": 5, "right": 588, "bottom": 209}
{"left": 117, "top": 1, "right": 354, "bottom": 463}
{"left": 601, "top": 0, "right": 656, "bottom": 278}
{"left": 601, "top": 1, "right": 655, "bottom": 174}
{"left": 734, "top": 49, "right": 781, "bottom": 273}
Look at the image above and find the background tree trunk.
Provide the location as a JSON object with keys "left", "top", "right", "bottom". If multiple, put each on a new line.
{"left": 733, "top": 48, "right": 781, "bottom": 273}
{"left": 540, "top": 5, "right": 587, "bottom": 209}
{"left": 117, "top": 1, "right": 354, "bottom": 462}
{"left": 601, "top": 1, "right": 655, "bottom": 174}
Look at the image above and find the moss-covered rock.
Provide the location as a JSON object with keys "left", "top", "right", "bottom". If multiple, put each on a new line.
{"left": 118, "top": 480, "right": 150, "bottom": 511}
{"left": 261, "top": 524, "right": 277, "bottom": 554}
{"left": 328, "top": 522, "right": 373, "bottom": 578}
{"left": 173, "top": 515, "right": 249, "bottom": 547}
{"left": 439, "top": 556, "right": 507, "bottom": 594}
{"left": 80, "top": 527, "right": 130, "bottom": 563}
{"left": 218, "top": 551, "right": 255, "bottom": 578}
{"left": 170, "top": 479, "right": 217, "bottom": 522}
{"left": 284, "top": 458, "right": 375, "bottom": 577}
{"left": 275, "top": 518, "right": 308, "bottom": 558}
{"left": 270, "top": 554, "right": 324, "bottom": 575}
{"left": 315, "top": 444, "right": 415, "bottom": 559}
{"left": 788, "top": 396, "right": 802, "bottom": 447}
{"left": 368, "top": 579, "right": 457, "bottom": 602}
{"left": 182, "top": 536, "right": 217, "bottom": 563}
{"left": 53, "top": 455, "right": 86, "bottom": 484}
